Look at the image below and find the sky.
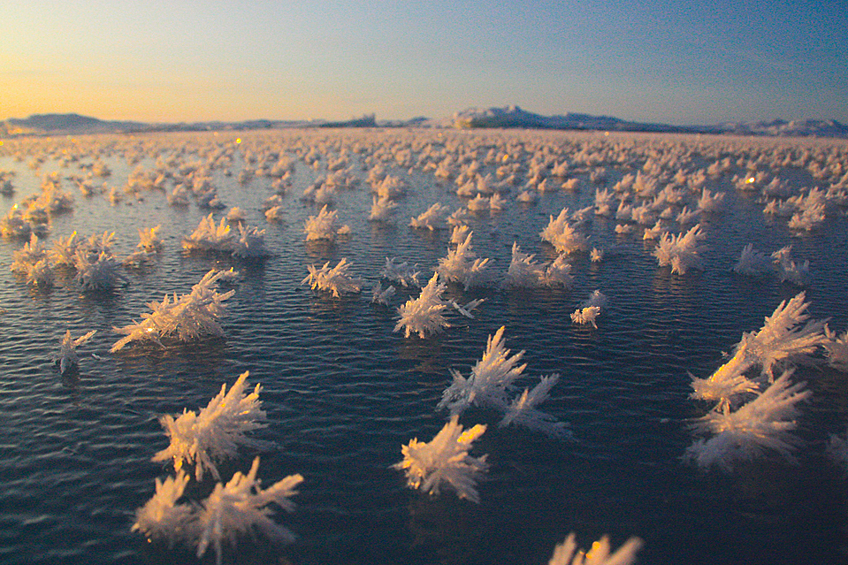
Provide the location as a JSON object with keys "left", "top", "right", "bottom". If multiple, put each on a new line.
{"left": 1, "top": 0, "right": 846, "bottom": 125}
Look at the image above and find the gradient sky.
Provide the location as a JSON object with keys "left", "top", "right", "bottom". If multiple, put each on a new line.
{"left": 2, "top": 0, "right": 846, "bottom": 125}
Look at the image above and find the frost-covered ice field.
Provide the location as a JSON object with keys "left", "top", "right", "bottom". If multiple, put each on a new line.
{"left": 1, "top": 128, "right": 848, "bottom": 565}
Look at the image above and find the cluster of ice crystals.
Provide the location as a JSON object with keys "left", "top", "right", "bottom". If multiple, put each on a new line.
{"left": 110, "top": 269, "right": 235, "bottom": 352}
{"left": 55, "top": 329, "right": 97, "bottom": 375}
{"left": 74, "top": 249, "right": 127, "bottom": 291}
{"left": 131, "top": 472, "right": 194, "bottom": 544}
{"left": 823, "top": 325, "right": 848, "bottom": 372}
{"left": 685, "top": 370, "right": 811, "bottom": 471}
{"left": 196, "top": 457, "right": 303, "bottom": 565}
{"left": 409, "top": 202, "right": 449, "bottom": 230}
{"left": 570, "top": 290, "right": 608, "bottom": 328}
{"left": 439, "top": 326, "right": 569, "bottom": 438}
{"left": 370, "top": 281, "right": 396, "bottom": 305}
{"left": 435, "top": 231, "right": 491, "bottom": 290}
{"left": 502, "top": 243, "right": 574, "bottom": 289}
{"left": 540, "top": 207, "right": 590, "bottom": 255}
{"left": 771, "top": 245, "right": 810, "bottom": 286}
{"left": 653, "top": 223, "right": 707, "bottom": 275}
{"left": 301, "top": 258, "right": 363, "bottom": 298}
{"left": 182, "top": 213, "right": 235, "bottom": 253}
{"left": 380, "top": 257, "right": 420, "bottom": 288}
{"left": 153, "top": 371, "right": 269, "bottom": 481}
{"left": 394, "top": 273, "right": 451, "bottom": 338}
{"left": 690, "top": 292, "right": 827, "bottom": 409}
{"left": 304, "top": 204, "right": 350, "bottom": 241}
{"left": 394, "top": 415, "right": 488, "bottom": 503}
{"left": 732, "top": 243, "right": 772, "bottom": 275}
{"left": 548, "top": 532, "right": 643, "bottom": 565}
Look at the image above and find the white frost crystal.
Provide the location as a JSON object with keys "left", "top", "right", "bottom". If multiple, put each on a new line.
{"left": 548, "top": 532, "right": 643, "bottom": 565}
{"left": 394, "top": 415, "right": 488, "bottom": 503}
{"left": 196, "top": 457, "right": 303, "bottom": 565}
{"left": 111, "top": 269, "right": 235, "bottom": 352}
{"left": 131, "top": 472, "right": 193, "bottom": 544}
{"left": 153, "top": 371, "right": 269, "bottom": 481}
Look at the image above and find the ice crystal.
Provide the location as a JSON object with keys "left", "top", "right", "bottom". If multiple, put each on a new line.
{"left": 232, "top": 224, "right": 270, "bottom": 258}
{"left": 771, "top": 245, "right": 809, "bottom": 286}
{"left": 110, "top": 269, "right": 235, "bottom": 352}
{"left": 393, "top": 415, "right": 488, "bottom": 503}
{"left": 182, "top": 213, "right": 235, "bottom": 253}
{"left": 394, "top": 273, "right": 451, "bottom": 338}
{"left": 131, "top": 472, "right": 193, "bottom": 545}
{"left": 301, "top": 258, "right": 363, "bottom": 298}
{"left": 409, "top": 202, "right": 449, "bottom": 230}
{"left": 304, "top": 204, "right": 350, "bottom": 241}
{"left": 439, "top": 326, "right": 527, "bottom": 415}
{"left": 823, "top": 325, "right": 848, "bottom": 372}
{"left": 743, "top": 291, "right": 827, "bottom": 378}
{"left": 571, "top": 306, "right": 601, "bottom": 328}
{"left": 439, "top": 327, "right": 567, "bottom": 437}
{"left": 55, "top": 329, "right": 97, "bottom": 375}
{"left": 152, "top": 371, "right": 269, "bottom": 481}
{"left": 137, "top": 225, "right": 163, "bottom": 253}
{"left": 548, "top": 532, "right": 644, "bottom": 565}
{"left": 196, "top": 457, "right": 303, "bottom": 565}
{"left": 380, "top": 257, "right": 421, "bottom": 288}
{"left": 73, "top": 249, "right": 127, "bottom": 291}
{"left": 435, "top": 231, "right": 491, "bottom": 290}
{"left": 369, "top": 194, "right": 398, "bottom": 222}
{"left": 371, "top": 281, "right": 396, "bottom": 305}
{"left": 732, "top": 243, "right": 771, "bottom": 275}
{"left": 540, "top": 207, "right": 590, "bottom": 254}
{"left": 500, "top": 374, "right": 571, "bottom": 439}
{"left": 684, "top": 370, "right": 811, "bottom": 471}
{"left": 653, "top": 224, "right": 707, "bottom": 275}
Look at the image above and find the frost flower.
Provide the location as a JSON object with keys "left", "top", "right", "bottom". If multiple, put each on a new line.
{"left": 152, "top": 371, "right": 269, "bottom": 481}
{"left": 394, "top": 415, "right": 488, "bottom": 503}
{"left": 196, "top": 457, "right": 303, "bottom": 565}
{"left": 548, "top": 532, "right": 643, "bottom": 565}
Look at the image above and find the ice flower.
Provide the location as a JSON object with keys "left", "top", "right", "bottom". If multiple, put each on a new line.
{"left": 435, "top": 231, "right": 491, "bottom": 290}
{"left": 55, "top": 329, "right": 97, "bottom": 375}
{"left": 501, "top": 242, "right": 546, "bottom": 288}
{"left": 500, "top": 374, "right": 571, "bottom": 439}
{"left": 380, "top": 257, "right": 421, "bottom": 288}
{"left": 137, "top": 225, "right": 163, "bottom": 253}
{"left": 771, "top": 245, "right": 809, "bottom": 286}
{"left": 823, "top": 325, "right": 848, "bottom": 372}
{"left": 393, "top": 415, "right": 488, "bottom": 503}
{"left": 232, "top": 224, "right": 270, "bottom": 258}
{"left": 304, "top": 204, "right": 350, "bottom": 241}
{"left": 369, "top": 194, "right": 398, "bottom": 222}
{"left": 571, "top": 306, "right": 601, "bottom": 328}
{"left": 394, "top": 273, "right": 451, "bottom": 338}
{"left": 653, "top": 224, "right": 707, "bottom": 275}
{"left": 548, "top": 532, "right": 643, "bottom": 565}
{"left": 684, "top": 369, "right": 811, "bottom": 471}
{"left": 409, "top": 202, "right": 449, "bottom": 231}
{"left": 131, "top": 472, "right": 194, "bottom": 544}
{"left": 74, "top": 249, "right": 127, "bottom": 291}
{"left": 540, "top": 207, "right": 590, "bottom": 254}
{"left": 371, "top": 281, "right": 396, "bottom": 305}
{"left": 743, "top": 291, "right": 827, "bottom": 378}
{"left": 196, "top": 457, "right": 303, "bottom": 565}
{"left": 182, "top": 213, "right": 235, "bottom": 253}
{"left": 110, "top": 269, "right": 235, "bottom": 352}
{"left": 152, "top": 371, "right": 269, "bottom": 481}
{"left": 301, "top": 258, "right": 363, "bottom": 298}
{"left": 732, "top": 243, "right": 771, "bottom": 275}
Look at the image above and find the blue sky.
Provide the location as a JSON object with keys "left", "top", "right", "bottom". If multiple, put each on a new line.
{"left": 2, "top": 0, "right": 845, "bottom": 124}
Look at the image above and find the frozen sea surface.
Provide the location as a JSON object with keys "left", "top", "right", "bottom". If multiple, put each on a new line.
{"left": 1, "top": 130, "right": 847, "bottom": 565}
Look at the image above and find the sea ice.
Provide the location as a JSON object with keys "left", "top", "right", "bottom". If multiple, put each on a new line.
{"left": 301, "top": 258, "right": 363, "bottom": 298}
{"left": 55, "top": 329, "right": 97, "bottom": 375}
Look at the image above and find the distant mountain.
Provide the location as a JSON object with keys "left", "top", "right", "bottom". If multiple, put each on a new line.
{"left": 5, "top": 113, "right": 149, "bottom": 134}
{"left": 443, "top": 106, "right": 848, "bottom": 137}
{"left": 3, "top": 109, "right": 847, "bottom": 138}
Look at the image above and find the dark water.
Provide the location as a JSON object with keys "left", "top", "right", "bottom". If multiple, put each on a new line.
{"left": 0, "top": 131, "right": 847, "bottom": 565}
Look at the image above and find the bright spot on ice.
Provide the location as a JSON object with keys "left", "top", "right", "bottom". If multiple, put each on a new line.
{"left": 236, "top": 138, "right": 242, "bottom": 144}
